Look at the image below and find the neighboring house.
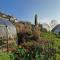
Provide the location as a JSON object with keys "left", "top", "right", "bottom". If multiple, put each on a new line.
{"left": 52, "top": 24, "right": 60, "bottom": 35}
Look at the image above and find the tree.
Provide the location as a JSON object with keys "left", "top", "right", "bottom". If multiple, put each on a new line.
{"left": 50, "top": 20, "right": 58, "bottom": 30}
{"left": 42, "top": 23, "right": 50, "bottom": 31}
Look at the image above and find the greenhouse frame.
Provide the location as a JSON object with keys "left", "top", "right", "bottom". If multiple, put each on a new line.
{"left": 0, "top": 18, "right": 17, "bottom": 52}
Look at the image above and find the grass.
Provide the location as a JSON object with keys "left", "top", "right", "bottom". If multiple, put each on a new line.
{"left": 0, "top": 52, "right": 10, "bottom": 60}
{"left": 41, "top": 32, "right": 60, "bottom": 60}
{"left": 0, "top": 52, "right": 14, "bottom": 60}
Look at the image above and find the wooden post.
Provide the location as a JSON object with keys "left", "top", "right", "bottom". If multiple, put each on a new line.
{"left": 6, "top": 25, "right": 8, "bottom": 53}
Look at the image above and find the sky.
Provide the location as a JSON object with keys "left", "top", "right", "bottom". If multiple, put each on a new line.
{"left": 0, "top": 0, "right": 60, "bottom": 24}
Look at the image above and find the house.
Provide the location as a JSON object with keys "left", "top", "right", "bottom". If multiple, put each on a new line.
{"left": 52, "top": 24, "right": 60, "bottom": 35}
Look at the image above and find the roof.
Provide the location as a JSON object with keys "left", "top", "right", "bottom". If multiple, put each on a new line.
{"left": 0, "top": 18, "right": 17, "bottom": 39}
{"left": 52, "top": 24, "right": 60, "bottom": 32}
{"left": 0, "top": 18, "right": 14, "bottom": 26}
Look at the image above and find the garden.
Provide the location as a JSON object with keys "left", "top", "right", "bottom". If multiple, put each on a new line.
{"left": 0, "top": 32, "right": 60, "bottom": 60}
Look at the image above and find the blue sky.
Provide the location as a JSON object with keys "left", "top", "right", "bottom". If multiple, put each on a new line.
{"left": 0, "top": 0, "right": 60, "bottom": 24}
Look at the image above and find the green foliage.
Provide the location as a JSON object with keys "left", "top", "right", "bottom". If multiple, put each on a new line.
{"left": 41, "top": 32, "right": 56, "bottom": 40}
{"left": 0, "top": 32, "right": 60, "bottom": 60}
{"left": 17, "top": 47, "right": 25, "bottom": 57}
{"left": 41, "top": 32, "right": 60, "bottom": 59}
{"left": 56, "top": 54, "right": 60, "bottom": 60}
{"left": 0, "top": 52, "right": 10, "bottom": 60}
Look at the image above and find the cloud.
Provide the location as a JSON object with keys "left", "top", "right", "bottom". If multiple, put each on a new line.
{"left": 37, "top": 17, "right": 51, "bottom": 24}
{"left": 37, "top": 16, "right": 60, "bottom": 25}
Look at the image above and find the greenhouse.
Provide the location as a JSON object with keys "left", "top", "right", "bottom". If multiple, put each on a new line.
{"left": 0, "top": 18, "right": 17, "bottom": 52}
